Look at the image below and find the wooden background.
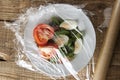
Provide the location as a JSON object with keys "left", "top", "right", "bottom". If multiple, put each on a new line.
{"left": 0, "top": 0, "right": 120, "bottom": 80}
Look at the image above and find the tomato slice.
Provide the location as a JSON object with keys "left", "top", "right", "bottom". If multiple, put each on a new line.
{"left": 33, "top": 24, "right": 54, "bottom": 46}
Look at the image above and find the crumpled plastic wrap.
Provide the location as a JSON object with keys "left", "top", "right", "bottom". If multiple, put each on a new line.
{"left": 4, "top": 4, "right": 97, "bottom": 80}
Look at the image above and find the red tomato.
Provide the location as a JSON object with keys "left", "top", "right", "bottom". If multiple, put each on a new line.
{"left": 33, "top": 24, "right": 54, "bottom": 46}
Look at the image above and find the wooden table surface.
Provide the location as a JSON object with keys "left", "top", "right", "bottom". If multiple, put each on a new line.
{"left": 0, "top": 0, "right": 120, "bottom": 80}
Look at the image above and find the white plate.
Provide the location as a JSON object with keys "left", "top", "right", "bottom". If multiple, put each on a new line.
{"left": 24, "top": 4, "right": 96, "bottom": 77}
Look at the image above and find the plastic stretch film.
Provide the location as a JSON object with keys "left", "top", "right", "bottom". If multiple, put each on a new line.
{"left": 4, "top": 4, "right": 96, "bottom": 80}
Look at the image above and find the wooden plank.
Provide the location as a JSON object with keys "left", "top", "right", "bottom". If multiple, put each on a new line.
{"left": 0, "top": 12, "right": 19, "bottom": 21}
{"left": 0, "top": 0, "right": 114, "bottom": 20}
{"left": 0, "top": 60, "right": 119, "bottom": 80}
{"left": 0, "top": 0, "right": 119, "bottom": 80}
{"left": 0, "top": 0, "right": 20, "bottom": 20}
{"left": 0, "top": 21, "right": 15, "bottom": 61}
{"left": 30, "top": 0, "right": 114, "bottom": 7}
{"left": 0, "top": 61, "right": 91, "bottom": 80}
{"left": 107, "top": 65, "right": 120, "bottom": 80}
{"left": 0, "top": 61, "right": 87, "bottom": 80}
{"left": 111, "top": 32, "right": 120, "bottom": 66}
{"left": 0, "top": 76, "right": 15, "bottom": 80}
{"left": 0, "top": 62, "right": 53, "bottom": 80}
{"left": 0, "top": 0, "right": 30, "bottom": 20}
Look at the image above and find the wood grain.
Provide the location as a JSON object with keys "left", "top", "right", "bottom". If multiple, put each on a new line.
{"left": 0, "top": 62, "right": 53, "bottom": 80}
{"left": 0, "top": 22, "right": 15, "bottom": 61}
{"left": 94, "top": 0, "right": 120, "bottom": 79}
{"left": 0, "top": 61, "right": 87, "bottom": 80}
{"left": 0, "top": 0, "right": 115, "bottom": 20}
{"left": 0, "top": 0, "right": 120, "bottom": 80}
{"left": 0, "top": 0, "right": 30, "bottom": 20}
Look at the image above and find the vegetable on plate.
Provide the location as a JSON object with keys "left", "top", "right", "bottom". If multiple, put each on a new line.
{"left": 33, "top": 24, "right": 54, "bottom": 46}
{"left": 33, "top": 17, "right": 83, "bottom": 63}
